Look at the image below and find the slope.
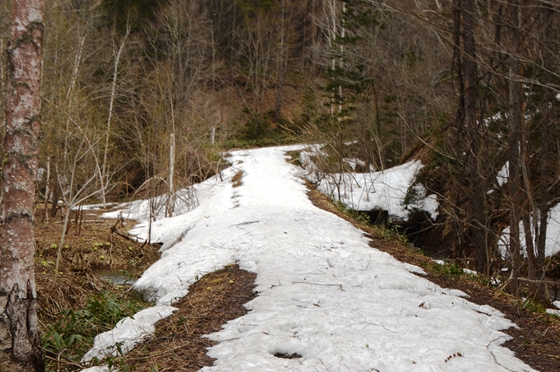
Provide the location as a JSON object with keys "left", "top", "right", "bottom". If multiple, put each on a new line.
{"left": 88, "top": 145, "right": 535, "bottom": 371}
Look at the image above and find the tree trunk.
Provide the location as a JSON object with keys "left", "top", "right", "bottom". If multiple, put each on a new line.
{"left": 101, "top": 27, "right": 129, "bottom": 206}
{"left": 0, "top": 0, "right": 45, "bottom": 370}
{"left": 533, "top": 5, "right": 555, "bottom": 305}
{"left": 522, "top": 213, "right": 537, "bottom": 295}
{"left": 166, "top": 132, "right": 175, "bottom": 218}
{"left": 535, "top": 117, "right": 551, "bottom": 303}
{"left": 50, "top": 182, "right": 59, "bottom": 218}
{"left": 42, "top": 156, "right": 50, "bottom": 223}
{"left": 275, "top": 0, "right": 285, "bottom": 121}
{"left": 508, "top": 59, "right": 523, "bottom": 296}
{"left": 462, "top": 0, "right": 487, "bottom": 274}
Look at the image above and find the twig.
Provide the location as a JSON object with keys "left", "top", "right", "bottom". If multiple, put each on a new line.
{"left": 53, "top": 219, "right": 107, "bottom": 224}
{"left": 517, "top": 277, "right": 560, "bottom": 285}
{"left": 486, "top": 336, "right": 515, "bottom": 372}
{"left": 292, "top": 281, "right": 343, "bottom": 290}
{"left": 42, "top": 351, "right": 84, "bottom": 368}
{"left": 111, "top": 226, "right": 143, "bottom": 243}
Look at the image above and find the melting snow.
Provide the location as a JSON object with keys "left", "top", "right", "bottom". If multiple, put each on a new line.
{"left": 84, "top": 145, "right": 534, "bottom": 371}
{"left": 300, "top": 148, "right": 438, "bottom": 221}
{"left": 82, "top": 306, "right": 177, "bottom": 364}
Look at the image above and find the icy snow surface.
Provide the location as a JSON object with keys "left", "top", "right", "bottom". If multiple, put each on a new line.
{"left": 91, "top": 145, "right": 534, "bottom": 371}
{"left": 82, "top": 306, "right": 177, "bottom": 363}
{"left": 299, "top": 147, "right": 438, "bottom": 221}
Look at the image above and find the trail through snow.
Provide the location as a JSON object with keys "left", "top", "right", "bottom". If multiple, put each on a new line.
{"left": 85, "top": 145, "right": 535, "bottom": 371}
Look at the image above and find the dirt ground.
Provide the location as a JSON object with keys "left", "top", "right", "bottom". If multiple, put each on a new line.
{"left": 36, "top": 190, "right": 560, "bottom": 371}
{"left": 34, "top": 205, "right": 161, "bottom": 369}
{"left": 124, "top": 265, "right": 257, "bottom": 371}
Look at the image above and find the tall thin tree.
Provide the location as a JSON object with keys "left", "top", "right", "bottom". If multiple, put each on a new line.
{"left": 0, "top": 0, "right": 45, "bottom": 370}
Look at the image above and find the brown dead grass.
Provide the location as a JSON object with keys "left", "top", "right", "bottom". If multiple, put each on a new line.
{"left": 232, "top": 171, "right": 244, "bottom": 188}
{"left": 124, "top": 265, "right": 257, "bottom": 371}
{"left": 35, "top": 173, "right": 560, "bottom": 371}
{"left": 35, "top": 204, "right": 257, "bottom": 372}
{"left": 35, "top": 206, "right": 161, "bottom": 340}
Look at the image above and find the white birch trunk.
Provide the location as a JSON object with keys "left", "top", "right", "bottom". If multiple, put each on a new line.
{"left": 101, "top": 27, "right": 129, "bottom": 206}
{"left": 0, "top": 0, "right": 45, "bottom": 369}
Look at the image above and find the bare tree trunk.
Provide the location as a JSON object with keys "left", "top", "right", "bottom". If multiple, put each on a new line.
{"left": 167, "top": 132, "right": 175, "bottom": 217}
{"left": 275, "top": 0, "right": 285, "bottom": 121}
{"left": 327, "top": 0, "right": 337, "bottom": 115}
{"left": 50, "top": 183, "right": 59, "bottom": 218}
{"left": 42, "top": 156, "right": 50, "bottom": 223}
{"left": 101, "top": 26, "right": 129, "bottom": 206}
{"left": 0, "top": 0, "right": 45, "bottom": 370}
{"left": 508, "top": 57, "right": 523, "bottom": 296}
{"left": 462, "top": 0, "right": 487, "bottom": 274}
{"left": 536, "top": 119, "right": 550, "bottom": 303}
{"left": 533, "top": 4, "right": 555, "bottom": 305}
{"left": 62, "top": 32, "right": 86, "bottom": 174}
{"left": 522, "top": 212, "right": 537, "bottom": 293}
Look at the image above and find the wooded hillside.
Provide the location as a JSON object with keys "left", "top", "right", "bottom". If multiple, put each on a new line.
{"left": 1, "top": 0, "right": 559, "bottom": 299}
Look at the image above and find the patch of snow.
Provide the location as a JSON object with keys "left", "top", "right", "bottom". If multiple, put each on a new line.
{"left": 483, "top": 112, "right": 503, "bottom": 127}
{"left": 82, "top": 365, "right": 111, "bottom": 372}
{"left": 546, "top": 309, "right": 560, "bottom": 316}
{"left": 82, "top": 306, "right": 177, "bottom": 364}
{"left": 422, "top": 193, "right": 439, "bottom": 219}
{"left": 81, "top": 367, "right": 109, "bottom": 372}
{"left": 433, "top": 259, "right": 446, "bottom": 265}
{"left": 499, "top": 203, "right": 560, "bottom": 257}
{"left": 553, "top": 301, "right": 560, "bottom": 310}
{"left": 90, "top": 145, "right": 535, "bottom": 371}
{"left": 76, "top": 203, "right": 117, "bottom": 211}
{"left": 463, "top": 268, "right": 477, "bottom": 275}
{"left": 404, "top": 263, "right": 426, "bottom": 275}
{"left": 497, "top": 161, "right": 509, "bottom": 187}
{"left": 304, "top": 156, "right": 438, "bottom": 221}
{"left": 343, "top": 157, "right": 365, "bottom": 170}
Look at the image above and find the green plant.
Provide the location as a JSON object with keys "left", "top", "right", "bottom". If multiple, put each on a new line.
{"left": 42, "top": 291, "right": 148, "bottom": 370}
{"left": 402, "top": 184, "right": 427, "bottom": 221}
{"left": 105, "top": 341, "right": 136, "bottom": 372}
{"left": 431, "top": 261, "right": 463, "bottom": 277}
{"left": 355, "top": 212, "right": 371, "bottom": 224}
{"left": 371, "top": 224, "right": 410, "bottom": 246}
{"left": 521, "top": 298, "right": 547, "bottom": 314}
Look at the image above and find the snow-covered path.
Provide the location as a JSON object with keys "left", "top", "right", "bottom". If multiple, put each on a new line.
{"left": 97, "top": 145, "right": 534, "bottom": 371}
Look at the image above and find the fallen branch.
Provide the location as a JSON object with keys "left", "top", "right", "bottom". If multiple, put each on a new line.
{"left": 111, "top": 226, "right": 143, "bottom": 243}
{"left": 517, "top": 277, "right": 560, "bottom": 286}
{"left": 53, "top": 219, "right": 107, "bottom": 224}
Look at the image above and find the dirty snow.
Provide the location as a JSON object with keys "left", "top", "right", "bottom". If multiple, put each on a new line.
{"left": 299, "top": 147, "right": 438, "bottom": 221}
{"left": 82, "top": 306, "right": 177, "bottom": 364}
{"left": 84, "top": 145, "right": 534, "bottom": 371}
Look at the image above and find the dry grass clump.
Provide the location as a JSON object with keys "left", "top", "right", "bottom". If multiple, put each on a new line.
{"left": 232, "top": 171, "right": 244, "bottom": 187}
{"left": 35, "top": 206, "right": 162, "bottom": 371}
{"left": 125, "top": 265, "right": 257, "bottom": 371}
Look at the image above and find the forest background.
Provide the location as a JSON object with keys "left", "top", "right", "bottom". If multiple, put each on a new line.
{"left": 0, "top": 0, "right": 559, "bottom": 303}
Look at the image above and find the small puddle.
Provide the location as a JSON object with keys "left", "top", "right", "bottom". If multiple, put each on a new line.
{"left": 92, "top": 268, "right": 138, "bottom": 285}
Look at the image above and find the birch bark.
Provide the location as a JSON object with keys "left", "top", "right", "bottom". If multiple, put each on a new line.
{"left": 0, "top": 0, "right": 45, "bottom": 370}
